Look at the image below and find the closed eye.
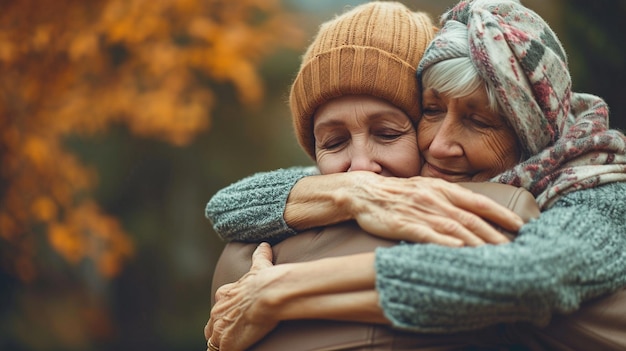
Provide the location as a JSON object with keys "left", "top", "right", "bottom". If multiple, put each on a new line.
{"left": 467, "top": 115, "right": 496, "bottom": 129}
{"left": 320, "top": 136, "right": 348, "bottom": 150}
{"left": 421, "top": 107, "right": 444, "bottom": 119}
{"left": 376, "top": 130, "right": 404, "bottom": 141}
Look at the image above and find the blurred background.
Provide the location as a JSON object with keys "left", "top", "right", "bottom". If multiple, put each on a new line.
{"left": 1, "top": 0, "right": 624, "bottom": 350}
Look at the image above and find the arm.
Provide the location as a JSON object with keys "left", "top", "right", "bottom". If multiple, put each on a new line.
{"left": 208, "top": 168, "right": 524, "bottom": 246}
{"left": 207, "top": 183, "right": 626, "bottom": 349}
{"left": 207, "top": 245, "right": 385, "bottom": 351}
{"left": 376, "top": 182, "right": 626, "bottom": 331}
{"left": 205, "top": 166, "right": 318, "bottom": 242}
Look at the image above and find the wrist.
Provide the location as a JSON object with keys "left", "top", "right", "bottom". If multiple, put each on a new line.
{"left": 320, "top": 171, "right": 387, "bottom": 224}
{"left": 334, "top": 171, "right": 385, "bottom": 220}
{"left": 253, "top": 263, "right": 308, "bottom": 322}
{"left": 247, "top": 264, "right": 296, "bottom": 324}
{"left": 266, "top": 254, "right": 385, "bottom": 323}
{"left": 285, "top": 173, "right": 367, "bottom": 229}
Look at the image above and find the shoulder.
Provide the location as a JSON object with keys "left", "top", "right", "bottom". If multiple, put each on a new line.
{"left": 553, "top": 182, "right": 626, "bottom": 209}
{"left": 538, "top": 182, "right": 626, "bottom": 225}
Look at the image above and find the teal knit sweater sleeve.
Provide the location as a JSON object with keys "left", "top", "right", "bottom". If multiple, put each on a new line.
{"left": 375, "top": 182, "right": 626, "bottom": 332}
{"left": 205, "top": 166, "right": 319, "bottom": 242}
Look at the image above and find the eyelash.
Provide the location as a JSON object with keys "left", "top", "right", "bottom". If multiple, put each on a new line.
{"left": 421, "top": 107, "right": 444, "bottom": 119}
{"left": 321, "top": 137, "right": 347, "bottom": 150}
{"left": 319, "top": 129, "right": 405, "bottom": 150}
{"left": 376, "top": 130, "right": 403, "bottom": 140}
{"left": 468, "top": 117, "right": 492, "bottom": 129}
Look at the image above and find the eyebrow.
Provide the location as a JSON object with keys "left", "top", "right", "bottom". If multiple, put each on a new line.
{"left": 464, "top": 96, "right": 490, "bottom": 110}
{"left": 314, "top": 119, "right": 344, "bottom": 134}
{"left": 428, "top": 88, "right": 489, "bottom": 110}
{"left": 367, "top": 110, "right": 407, "bottom": 122}
{"left": 314, "top": 110, "right": 408, "bottom": 134}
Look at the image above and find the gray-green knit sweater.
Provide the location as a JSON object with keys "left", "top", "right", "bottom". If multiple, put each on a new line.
{"left": 205, "top": 167, "right": 626, "bottom": 332}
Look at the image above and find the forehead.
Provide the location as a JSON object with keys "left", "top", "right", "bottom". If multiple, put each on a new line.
{"left": 424, "top": 88, "right": 490, "bottom": 107}
{"left": 314, "top": 95, "right": 408, "bottom": 125}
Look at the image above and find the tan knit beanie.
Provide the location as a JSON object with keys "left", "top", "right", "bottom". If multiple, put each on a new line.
{"left": 289, "top": 1, "right": 436, "bottom": 159}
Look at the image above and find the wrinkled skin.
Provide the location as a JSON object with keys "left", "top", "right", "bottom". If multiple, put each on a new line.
{"left": 419, "top": 87, "right": 520, "bottom": 182}
{"left": 205, "top": 243, "right": 278, "bottom": 351}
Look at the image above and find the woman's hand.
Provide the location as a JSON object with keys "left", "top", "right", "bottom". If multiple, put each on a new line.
{"left": 205, "top": 243, "right": 279, "bottom": 351}
{"left": 205, "top": 243, "right": 385, "bottom": 350}
{"left": 335, "top": 172, "right": 524, "bottom": 247}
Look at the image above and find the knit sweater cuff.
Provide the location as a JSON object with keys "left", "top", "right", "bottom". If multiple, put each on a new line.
{"left": 205, "top": 166, "right": 318, "bottom": 242}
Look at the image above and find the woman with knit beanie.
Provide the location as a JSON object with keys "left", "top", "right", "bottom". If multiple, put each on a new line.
{"left": 206, "top": 1, "right": 626, "bottom": 350}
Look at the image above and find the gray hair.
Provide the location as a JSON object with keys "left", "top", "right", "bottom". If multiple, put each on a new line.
{"left": 420, "top": 22, "right": 502, "bottom": 115}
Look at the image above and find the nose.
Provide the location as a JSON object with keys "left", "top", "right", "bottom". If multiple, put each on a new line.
{"left": 347, "top": 142, "right": 383, "bottom": 174}
{"left": 427, "top": 115, "right": 463, "bottom": 159}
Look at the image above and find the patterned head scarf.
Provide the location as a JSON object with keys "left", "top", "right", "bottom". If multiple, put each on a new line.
{"left": 418, "top": 0, "right": 626, "bottom": 209}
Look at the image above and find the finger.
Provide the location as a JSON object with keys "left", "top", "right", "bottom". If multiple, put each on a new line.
{"left": 214, "top": 282, "right": 234, "bottom": 302}
{"left": 358, "top": 211, "right": 478, "bottom": 246}
{"left": 204, "top": 319, "right": 213, "bottom": 340}
{"left": 445, "top": 207, "right": 511, "bottom": 245}
{"left": 472, "top": 223, "right": 510, "bottom": 244}
{"left": 251, "top": 242, "right": 273, "bottom": 271}
{"left": 424, "top": 217, "right": 488, "bottom": 246}
{"left": 207, "top": 337, "right": 220, "bottom": 351}
{"left": 205, "top": 300, "right": 225, "bottom": 341}
{"left": 390, "top": 206, "right": 490, "bottom": 246}
{"left": 207, "top": 318, "right": 225, "bottom": 350}
{"left": 454, "top": 192, "right": 524, "bottom": 232}
{"left": 405, "top": 225, "right": 465, "bottom": 247}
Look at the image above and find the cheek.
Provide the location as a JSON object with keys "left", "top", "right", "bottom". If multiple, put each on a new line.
{"left": 382, "top": 136, "right": 421, "bottom": 177}
{"left": 477, "top": 132, "right": 520, "bottom": 176}
{"left": 316, "top": 150, "right": 347, "bottom": 175}
{"left": 417, "top": 122, "right": 436, "bottom": 151}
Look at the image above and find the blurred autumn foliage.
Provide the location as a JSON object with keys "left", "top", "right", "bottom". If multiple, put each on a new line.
{"left": 0, "top": 0, "right": 303, "bottom": 282}
{"left": 1, "top": 1, "right": 624, "bottom": 350}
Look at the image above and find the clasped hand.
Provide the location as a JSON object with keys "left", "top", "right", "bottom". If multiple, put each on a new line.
{"left": 205, "top": 243, "right": 277, "bottom": 351}
{"left": 340, "top": 174, "right": 524, "bottom": 246}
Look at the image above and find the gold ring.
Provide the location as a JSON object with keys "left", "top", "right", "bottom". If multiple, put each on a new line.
{"left": 208, "top": 339, "right": 220, "bottom": 351}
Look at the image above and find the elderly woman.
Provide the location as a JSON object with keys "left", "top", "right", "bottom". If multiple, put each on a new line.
{"left": 205, "top": 0, "right": 626, "bottom": 350}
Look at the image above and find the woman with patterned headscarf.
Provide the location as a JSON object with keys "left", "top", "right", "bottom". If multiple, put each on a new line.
{"left": 205, "top": 1, "right": 626, "bottom": 350}
{"left": 417, "top": 0, "right": 626, "bottom": 209}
